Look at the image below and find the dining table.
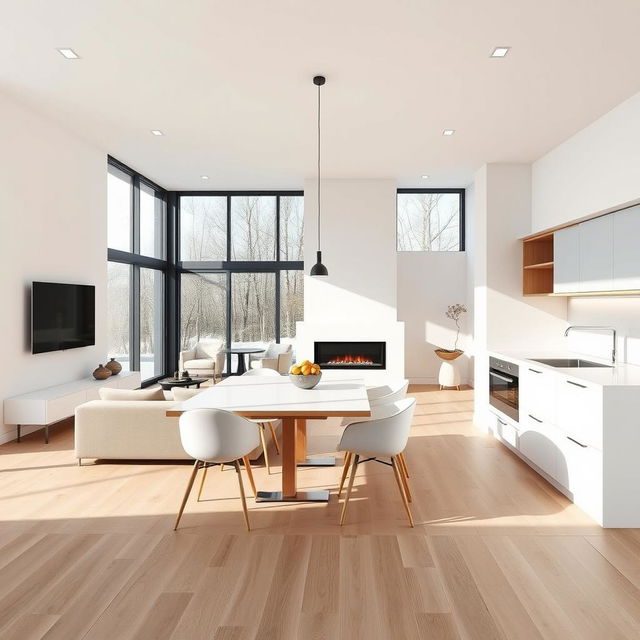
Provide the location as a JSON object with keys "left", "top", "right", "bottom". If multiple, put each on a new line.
{"left": 166, "top": 374, "right": 371, "bottom": 502}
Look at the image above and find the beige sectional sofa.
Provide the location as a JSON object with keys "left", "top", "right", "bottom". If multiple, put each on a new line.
{"left": 74, "top": 390, "right": 275, "bottom": 464}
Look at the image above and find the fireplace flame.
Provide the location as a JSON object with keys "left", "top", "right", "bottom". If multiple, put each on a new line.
{"left": 327, "top": 354, "right": 375, "bottom": 365}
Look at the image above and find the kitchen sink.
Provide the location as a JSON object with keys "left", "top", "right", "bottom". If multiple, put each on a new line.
{"left": 530, "top": 358, "right": 613, "bottom": 368}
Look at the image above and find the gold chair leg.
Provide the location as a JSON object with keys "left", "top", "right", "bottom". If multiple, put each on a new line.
{"left": 242, "top": 455, "right": 257, "bottom": 498}
{"left": 196, "top": 462, "right": 209, "bottom": 501}
{"left": 391, "top": 457, "right": 414, "bottom": 528}
{"left": 268, "top": 421, "right": 281, "bottom": 455}
{"left": 174, "top": 460, "right": 201, "bottom": 531}
{"left": 258, "top": 424, "right": 271, "bottom": 474}
{"left": 340, "top": 454, "right": 359, "bottom": 526}
{"left": 398, "top": 452, "right": 410, "bottom": 478}
{"left": 234, "top": 459, "right": 251, "bottom": 532}
{"left": 398, "top": 458, "right": 412, "bottom": 503}
{"left": 338, "top": 451, "right": 352, "bottom": 497}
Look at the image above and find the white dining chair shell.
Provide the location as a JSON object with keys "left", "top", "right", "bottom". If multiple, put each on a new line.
{"left": 242, "top": 368, "right": 282, "bottom": 377}
{"left": 174, "top": 408, "right": 261, "bottom": 531}
{"left": 337, "top": 397, "right": 416, "bottom": 527}
{"left": 366, "top": 379, "right": 409, "bottom": 407}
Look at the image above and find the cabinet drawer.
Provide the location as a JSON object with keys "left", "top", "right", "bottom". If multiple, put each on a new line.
{"left": 557, "top": 434, "right": 603, "bottom": 522}
{"left": 520, "top": 366, "right": 556, "bottom": 424}
{"left": 519, "top": 414, "right": 559, "bottom": 479}
{"left": 556, "top": 377, "right": 602, "bottom": 450}
{"left": 47, "top": 391, "right": 87, "bottom": 423}
{"left": 489, "top": 411, "right": 519, "bottom": 448}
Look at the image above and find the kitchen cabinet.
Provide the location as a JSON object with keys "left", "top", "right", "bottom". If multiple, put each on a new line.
{"left": 519, "top": 365, "right": 556, "bottom": 424}
{"left": 553, "top": 226, "right": 580, "bottom": 294}
{"left": 555, "top": 376, "right": 602, "bottom": 450}
{"left": 519, "top": 414, "right": 559, "bottom": 479}
{"left": 613, "top": 205, "right": 640, "bottom": 291}
{"left": 578, "top": 215, "right": 613, "bottom": 292}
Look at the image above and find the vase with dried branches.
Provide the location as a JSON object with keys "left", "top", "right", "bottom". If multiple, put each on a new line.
{"left": 435, "top": 303, "right": 467, "bottom": 361}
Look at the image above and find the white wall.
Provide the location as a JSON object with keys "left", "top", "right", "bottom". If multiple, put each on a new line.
{"left": 532, "top": 90, "right": 640, "bottom": 232}
{"left": 473, "top": 163, "right": 568, "bottom": 427}
{"left": 397, "top": 252, "right": 470, "bottom": 383}
{"left": 0, "top": 93, "right": 107, "bottom": 443}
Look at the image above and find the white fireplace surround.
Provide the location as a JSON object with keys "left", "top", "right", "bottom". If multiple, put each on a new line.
{"left": 295, "top": 321, "right": 405, "bottom": 384}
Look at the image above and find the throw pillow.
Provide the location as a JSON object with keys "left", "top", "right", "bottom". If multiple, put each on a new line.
{"left": 98, "top": 388, "right": 166, "bottom": 401}
{"left": 172, "top": 387, "right": 205, "bottom": 401}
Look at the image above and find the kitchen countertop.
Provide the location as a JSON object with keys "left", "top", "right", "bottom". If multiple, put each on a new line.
{"left": 489, "top": 349, "right": 640, "bottom": 387}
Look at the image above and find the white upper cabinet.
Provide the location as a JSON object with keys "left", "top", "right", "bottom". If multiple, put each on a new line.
{"left": 578, "top": 215, "right": 613, "bottom": 292}
{"left": 613, "top": 205, "right": 640, "bottom": 291}
{"left": 554, "top": 226, "right": 580, "bottom": 293}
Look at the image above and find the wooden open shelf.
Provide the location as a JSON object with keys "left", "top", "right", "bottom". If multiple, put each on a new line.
{"left": 523, "top": 232, "right": 554, "bottom": 295}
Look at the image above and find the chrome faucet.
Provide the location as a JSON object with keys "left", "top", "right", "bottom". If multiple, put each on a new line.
{"left": 564, "top": 325, "right": 617, "bottom": 364}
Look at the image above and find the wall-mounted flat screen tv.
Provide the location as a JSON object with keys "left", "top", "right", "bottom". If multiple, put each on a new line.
{"left": 32, "top": 282, "right": 95, "bottom": 354}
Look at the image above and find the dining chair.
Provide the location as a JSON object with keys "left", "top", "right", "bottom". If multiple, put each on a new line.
{"left": 337, "top": 398, "right": 416, "bottom": 527}
{"left": 174, "top": 408, "right": 260, "bottom": 531}
{"left": 340, "top": 379, "right": 411, "bottom": 494}
{"left": 239, "top": 368, "right": 281, "bottom": 474}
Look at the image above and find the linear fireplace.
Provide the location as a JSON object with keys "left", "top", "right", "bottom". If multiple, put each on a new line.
{"left": 314, "top": 341, "right": 386, "bottom": 370}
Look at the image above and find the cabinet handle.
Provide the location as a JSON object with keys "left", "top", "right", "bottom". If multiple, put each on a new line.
{"left": 497, "top": 418, "right": 507, "bottom": 426}
{"left": 566, "top": 436, "right": 587, "bottom": 448}
{"left": 528, "top": 414, "right": 543, "bottom": 423}
{"left": 566, "top": 380, "right": 587, "bottom": 389}
{"left": 528, "top": 368, "right": 542, "bottom": 374}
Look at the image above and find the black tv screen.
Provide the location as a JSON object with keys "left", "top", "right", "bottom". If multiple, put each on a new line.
{"left": 32, "top": 282, "right": 95, "bottom": 354}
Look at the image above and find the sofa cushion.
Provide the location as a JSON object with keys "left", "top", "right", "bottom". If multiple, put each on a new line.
{"left": 183, "top": 358, "right": 215, "bottom": 370}
{"left": 265, "top": 342, "right": 292, "bottom": 358}
{"left": 172, "top": 387, "right": 205, "bottom": 401}
{"left": 98, "top": 387, "right": 165, "bottom": 401}
{"left": 196, "top": 339, "right": 223, "bottom": 359}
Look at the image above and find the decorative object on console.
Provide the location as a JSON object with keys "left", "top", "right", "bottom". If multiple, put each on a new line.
{"left": 310, "top": 75, "right": 329, "bottom": 277}
{"left": 434, "top": 303, "right": 467, "bottom": 361}
{"left": 289, "top": 360, "right": 322, "bottom": 389}
{"left": 93, "top": 364, "right": 112, "bottom": 380}
{"left": 105, "top": 358, "right": 122, "bottom": 375}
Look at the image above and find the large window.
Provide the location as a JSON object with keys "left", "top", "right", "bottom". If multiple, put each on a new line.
{"left": 397, "top": 189, "right": 465, "bottom": 251}
{"left": 107, "top": 158, "right": 168, "bottom": 384}
{"left": 178, "top": 192, "right": 304, "bottom": 372}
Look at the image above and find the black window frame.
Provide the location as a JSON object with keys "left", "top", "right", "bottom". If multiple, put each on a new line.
{"left": 396, "top": 188, "right": 466, "bottom": 252}
{"left": 107, "top": 156, "right": 171, "bottom": 387}
{"left": 176, "top": 190, "right": 304, "bottom": 374}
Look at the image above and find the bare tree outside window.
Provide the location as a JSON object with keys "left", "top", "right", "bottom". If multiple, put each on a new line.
{"left": 107, "top": 262, "right": 130, "bottom": 372}
{"left": 231, "top": 272, "right": 276, "bottom": 343}
{"left": 231, "top": 196, "right": 277, "bottom": 261}
{"left": 397, "top": 192, "right": 462, "bottom": 251}
{"left": 180, "top": 273, "right": 227, "bottom": 350}
{"left": 180, "top": 196, "right": 227, "bottom": 261}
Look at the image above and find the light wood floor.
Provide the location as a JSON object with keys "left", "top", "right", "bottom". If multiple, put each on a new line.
{"left": 1, "top": 385, "right": 640, "bottom": 639}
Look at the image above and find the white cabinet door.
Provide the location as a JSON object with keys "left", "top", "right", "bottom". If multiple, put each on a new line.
{"left": 613, "top": 205, "right": 640, "bottom": 291}
{"left": 519, "top": 414, "right": 558, "bottom": 479}
{"left": 554, "top": 226, "right": 580, "bottom": 293}
{"left": 579, "top": 216, "right": 613, "bottom": 292}
{"left": 556, "top": 377, "right": 602, "bottom": 450}
{"left": 557, "top": 434, "right": 603, "bottom": 523}
{"left": 519, "top": 365, "right": 556, "bottom": 424}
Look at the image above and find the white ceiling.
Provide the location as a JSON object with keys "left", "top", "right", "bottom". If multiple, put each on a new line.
{"left": 2, "top": 0, "right": 640, "bottom": 190}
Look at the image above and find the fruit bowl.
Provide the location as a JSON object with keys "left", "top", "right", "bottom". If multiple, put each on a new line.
{"left": 289, "top": 372, "right": 322, "bottom": 390}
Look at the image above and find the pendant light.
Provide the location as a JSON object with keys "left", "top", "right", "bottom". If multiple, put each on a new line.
{"left": 310, "top": 75, "right": 329, "bottom": 276}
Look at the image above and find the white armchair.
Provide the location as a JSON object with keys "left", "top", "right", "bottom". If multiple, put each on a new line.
{"left": 179, "top": 339, "right": 226, "bottom": 381}
{"left": 249, "top": 342, "right": 293, "bottom": 374}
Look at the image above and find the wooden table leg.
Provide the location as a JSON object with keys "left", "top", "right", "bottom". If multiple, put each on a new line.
{"left": 296, "top": 419, "right": 307, "bottom": 463}
{"left": 282, "top": 417, "right": 297, "bottom": 498}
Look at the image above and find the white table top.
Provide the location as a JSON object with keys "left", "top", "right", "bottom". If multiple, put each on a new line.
{"left": 167, "top": 375, "right": 371, "bottom": 418}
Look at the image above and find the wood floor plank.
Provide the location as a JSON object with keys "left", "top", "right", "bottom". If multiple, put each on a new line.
{"left": 301, "top": 535, "right": 339, "bottom": 614}
{"left": 415, "top": 613, "right": 461, "bottom": 640}
{"left": 131, "top": 592, "right": 193, "bottom": 640}
{"left": 0, "top": 613, "right": 59, "bottom": 640}
{"left": 429, "top": 536, "right": 506, "bottom": 640}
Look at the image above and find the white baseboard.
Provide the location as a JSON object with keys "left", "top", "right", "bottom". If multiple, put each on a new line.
{"left": 408, "top": 377, "right": 473, "bottom": 386}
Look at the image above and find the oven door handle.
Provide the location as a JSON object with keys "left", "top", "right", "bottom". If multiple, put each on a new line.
{"left": 489, "top": 370, "right": 515, "bottom": 384}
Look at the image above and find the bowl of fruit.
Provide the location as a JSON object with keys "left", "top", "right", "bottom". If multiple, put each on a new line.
{"left": 289, "top": 360, "right": 322, "bottom": 389}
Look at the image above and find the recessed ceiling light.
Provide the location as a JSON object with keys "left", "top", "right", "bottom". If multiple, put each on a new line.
{"left": 201, "top": 175, "right": 209, "bottom": 180}
{"left": 421, "top": 175, "right": 430, "bottom": 179}
{"left": 57, "top": 48, "right": 80, "bottom": 59}
{"left": 491, "top": 46, "right": 510, "bottom": 58}
{"left": 150, "top": 130, "right": 164, "bottom": 136}
{"left": 442, "top": 129, "right": 455, "bottom": 136}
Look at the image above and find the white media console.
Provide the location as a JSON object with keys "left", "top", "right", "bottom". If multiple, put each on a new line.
{"left": 3, "top": 371, "right": 141, "bottom": 443}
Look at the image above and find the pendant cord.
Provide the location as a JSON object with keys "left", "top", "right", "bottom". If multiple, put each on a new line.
{"left": 317, "top": 82, "right": 321, "bottom": 251}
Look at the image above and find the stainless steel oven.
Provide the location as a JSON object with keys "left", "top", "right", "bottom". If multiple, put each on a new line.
{"left": 489, "top": 357, "right": 519, "bottom": 422}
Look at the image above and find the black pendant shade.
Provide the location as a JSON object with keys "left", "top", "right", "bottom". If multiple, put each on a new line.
{"left": 310, "top": 75, "right": 328, "bottom": 277}
{"left": 310, "top": 250, "right": 328, "bottom": 276}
